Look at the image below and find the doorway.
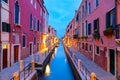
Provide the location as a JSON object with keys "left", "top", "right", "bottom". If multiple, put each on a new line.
{"left": 109, "top": 49, "right": 115, "bottom": 75}
{"left": 14, "top": 45, "right": 19, "bottom": 63}
{"left": 3, "top": 49, "right": 8, "bottom": 69}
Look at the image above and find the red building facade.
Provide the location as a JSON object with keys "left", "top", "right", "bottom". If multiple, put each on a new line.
{"left": 65, "top": 0, "right": 120, "bottom": 79}
{"left": 0, "top": 0, "right": 49, "bottom": 71}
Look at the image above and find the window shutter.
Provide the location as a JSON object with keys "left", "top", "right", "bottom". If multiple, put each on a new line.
{"left": 97, "top": 19, "right": 99, "bottom": 31}
{"left": 2, "top": 22, "right": 10, "bottom": 32}
{"left": 112, "top": 8, "right": 116, "bottom": 28}
{"left": 94, "top": 20, "right": 97, "bottom": 30}
{"left": 8, "top": 24, "right": 10, "bottom": 32}
{"left": 106, "top": 12, "right": 110, "bottom": 28}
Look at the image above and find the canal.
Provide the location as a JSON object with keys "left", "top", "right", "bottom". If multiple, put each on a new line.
{"left": 41, "top": 43, "right": 75, "bottom": 80}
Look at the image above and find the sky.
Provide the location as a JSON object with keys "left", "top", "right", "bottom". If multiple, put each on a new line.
{"left": 44, "top": 0, "right": 82, "bottom": 38}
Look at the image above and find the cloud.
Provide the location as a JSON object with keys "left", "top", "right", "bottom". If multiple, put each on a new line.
{"left": 44, "top": 0, "right": 82, "bottom": 38}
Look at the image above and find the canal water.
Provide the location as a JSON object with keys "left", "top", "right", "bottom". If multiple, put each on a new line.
{"left": 41, "top": 43, "right": 75, "bottom": 80}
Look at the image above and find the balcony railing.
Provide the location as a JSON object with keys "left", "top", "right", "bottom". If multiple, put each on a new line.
{"left": 116, "top": 24, "right": 120, "bottom": 39}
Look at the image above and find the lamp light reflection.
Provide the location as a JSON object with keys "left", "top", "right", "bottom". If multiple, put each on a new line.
{"left": 45, "top": 64, "right": 50, "bottom": 76}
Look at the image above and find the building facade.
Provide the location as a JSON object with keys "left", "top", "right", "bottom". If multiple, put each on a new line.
{"left": 0, "top": 0, "right": 49, "bottom": 71}
{"left": 0, "top": 0, "right": 10, "bottom": 71}
{"left": 65, "top": 0, "right": 120, "bottom": 79}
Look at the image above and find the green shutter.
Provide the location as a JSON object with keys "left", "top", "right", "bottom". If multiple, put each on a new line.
{"left": 106, "top": 12, "right": 110, "bottom": 28}
{"left": 112, "top": 8, "right": 116, "bottom": 28}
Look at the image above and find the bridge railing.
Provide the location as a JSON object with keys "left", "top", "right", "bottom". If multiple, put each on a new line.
{"left": 10, "top": 60, "right": 34, "bottom": 80}
{"left": 19, "top": 61, "right": 32, "bottom": 80}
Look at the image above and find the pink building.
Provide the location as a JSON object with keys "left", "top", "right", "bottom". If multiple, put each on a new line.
{"left": 0, "top": 0, "right": 49, "bottom": 71}
{"left": 116, "top": 0, "right": 120, "bottom": 78}
{"left": 66, "top": 0, "right": 120, "bottom": 79}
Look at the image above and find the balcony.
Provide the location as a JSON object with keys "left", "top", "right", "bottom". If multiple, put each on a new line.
{"left": 115, "top": 25, "right": 120, "bottom": 44}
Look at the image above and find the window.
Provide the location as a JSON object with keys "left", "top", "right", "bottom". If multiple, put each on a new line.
{"left": 14, "top": 1, "right": 20, "bottom": 24}
{"left": 82, "top": 6, "right": 84, "bottom": 16}
{"left": 96, "top": 46, "right": 100, "bottom": 54}
{"left": 30, "top": 13, "right": 33, "bottom": 30}
{"left": 89, "top": 45, "right": 92, "bottom": 51}
{"left": 106, "top": 8, "right": 116, "bottom": 28}
{"left": 39, "top": 22, "right": 43, "bottom": 32}
{"left": 85, "top": 1, "right": 87, "bottom": 10}
{"left": 86, "top": 21, "right": 88, "bottom": 36}
{"left": 34, "top": 37, "right": 36, "bottom": 45}
{"left": 2, "top": 0, "right": 8, "bottom": 3}
{"left": 34, "top": 1, "right": 36, "bottom": 9}
{"left": 94, "top": 18, "right": 99, "bottom": 31}
{"left": 82, "top": 43, "right": 84, "bottom": 49}
{"left": 82, "top": 23, "right": 84, "bottom": 36}
{"left": 22, "top": 35, "right": 26, "bottom": 47}
{"left": 88, "top": 23, "right": 91, "bottom": 35}
{"left": 40, "top": 8, "right": 42, "bottom": 16}
{"left": 2, "top": 22, "right": 10, "bottom": 32}
{"left": 37, "top": 20, "right": 40, "bottom": 31}
{"left": 30, "top": 0, "right": 33, "bottom": 4}
{"left": 34, "top": 17, "right": 36, "bottom": 31}
{"left": 89, "top": 3, "right": 91, "bottom": 14}
{"left": 96, "top": 0, "right": 99, "bottom": 7}
{"left": 85, "top": 43, "right": 88, "bottom": 51}
{"left": 76, "top": 14, "right": 79, "bottom": 22}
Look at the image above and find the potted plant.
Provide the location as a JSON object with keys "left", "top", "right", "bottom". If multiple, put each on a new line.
{"left": 103, "top": 26, "right": 114, "bottom": 37}
{"left": 93, "top": 29, "right": 100, "bottom": 40}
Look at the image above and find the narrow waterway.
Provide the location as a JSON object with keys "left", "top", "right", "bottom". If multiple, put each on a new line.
{"left": 41, "top": 43, "right": 75, "bottom": 80}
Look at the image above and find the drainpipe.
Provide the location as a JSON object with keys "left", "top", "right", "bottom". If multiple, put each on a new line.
{"left": 115, "top": 0, "right": 117, "bottom": 78}
{"left": 0, "top": 0, "right": 1, "bottom": 71}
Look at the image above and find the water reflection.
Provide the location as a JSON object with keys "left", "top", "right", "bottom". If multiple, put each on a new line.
{"left": 54, "top": 48, "right": 57, "bottom": 55}
{"left": 42, "top": 44, "right": 75, "bottom": 80}
{"left": 45, "top": 64, "right": 50, "bottom": 76}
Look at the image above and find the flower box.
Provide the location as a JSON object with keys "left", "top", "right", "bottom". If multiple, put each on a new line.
{"left": 103, "top": 26, "right": 114, "bottom": 37}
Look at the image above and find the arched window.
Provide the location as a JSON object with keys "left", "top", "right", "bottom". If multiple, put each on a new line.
{"left": 14, "top": 1, "right": 20, "bottom": 24}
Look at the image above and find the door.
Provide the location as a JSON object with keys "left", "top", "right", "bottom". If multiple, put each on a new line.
{"left": 30, "top": 44, "right": 32, "bottom": 55}
{"left": 109, "top": 49, "right": 115, "bottom": 75}
{"left": 14, "top": 46, "right": 19, "bottom": 63}
{"left": 3, "top": 49, "right": 7, "bottom": 69}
